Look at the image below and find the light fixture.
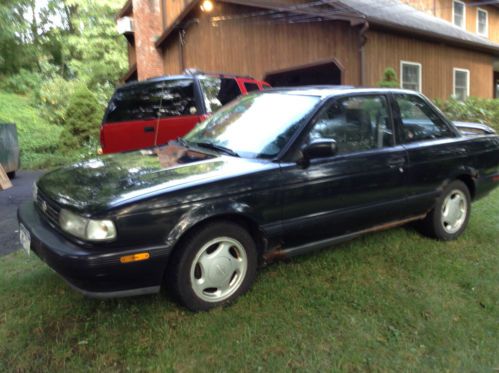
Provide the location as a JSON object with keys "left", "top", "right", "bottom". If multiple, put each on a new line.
{"left": 200, "top": 0, "right": 214, "bottom": 12}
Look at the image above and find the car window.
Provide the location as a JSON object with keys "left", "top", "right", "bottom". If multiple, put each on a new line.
{"left": 200, "top": 77, "right": 242, "bottom": 113}
{"left": 185, "top": 93, "right": 320, "bottom": 159}
{"left": 394, "top": 94, "right": 453, "bottom": 143}
{"left": 244, "top": 82, "right": 260, "bottom": 92}
{"left": 105, "top": 79, "right": 196, "bottom": 123}
{"left": 306, "top": 95, "right": 393, "bottom": 155}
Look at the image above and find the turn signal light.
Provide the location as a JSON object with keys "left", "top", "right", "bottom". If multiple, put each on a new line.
{"left": 120, "top": 252, "right": 150, "bottom": 264}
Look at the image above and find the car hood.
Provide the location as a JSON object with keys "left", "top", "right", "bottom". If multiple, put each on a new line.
{"left": 37, "top": 144, "right": 273, "bottom": 215}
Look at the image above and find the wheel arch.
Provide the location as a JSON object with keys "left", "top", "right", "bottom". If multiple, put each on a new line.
{"left": 164, "top": 204, "right": 269, "bottom": 269}
{"left": 440, "top": 166, "right": 478, "bottom": 201}
{"left": 455, "top": 174, "right": 476, "bottom": 200}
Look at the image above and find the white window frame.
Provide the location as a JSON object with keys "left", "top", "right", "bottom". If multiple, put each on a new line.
{"left": 452, "top": 0, "right": 466, "bottom": 29}
{"left": 453, "top": 68, "right": 470, "bottom": 100}
{"left": 400, "top": 61, "right": 422, "bottom": 93}
{"left": 476, "top": 8, "right": 488, "bottom": 37}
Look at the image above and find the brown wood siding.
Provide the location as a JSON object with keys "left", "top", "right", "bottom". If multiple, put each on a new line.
{"left": 365, "top": 30, "right": 493, "bottom": 99}
{"left": 162, "top": 4, "right": 360, "bottom": 84}
{"left": 402, "top": 0, "right": 499, "bottom": 43}
{"left": 128, "top": 42, "right": 136, "bottom": 66}
{"left": 164, "top": 0, "right": 193, "bottom": 26}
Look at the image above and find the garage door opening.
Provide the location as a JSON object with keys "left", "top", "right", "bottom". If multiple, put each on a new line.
{"left": 264, "top": 60, "right": 343, "bottom": 87}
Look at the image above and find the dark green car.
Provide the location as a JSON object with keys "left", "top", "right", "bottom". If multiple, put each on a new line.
{"left": 0, "top": 123, "right": 20, "bottom": 179}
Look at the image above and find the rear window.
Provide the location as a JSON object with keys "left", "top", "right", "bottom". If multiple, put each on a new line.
{"left": 199, "top": 77, "right": 242, "bottom": 113}
{"left": 244, "top": 82, "right": 260, "bottom": 92}
{"left": 104, "top": 79, "right": 196, "bottom": 123}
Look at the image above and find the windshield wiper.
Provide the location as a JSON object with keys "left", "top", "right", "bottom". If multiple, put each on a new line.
{"left": 195, "top": 142, "right": 239, "bottom": 157}
{"left": 176, "top": 137, "right": 189, "bottom": 147}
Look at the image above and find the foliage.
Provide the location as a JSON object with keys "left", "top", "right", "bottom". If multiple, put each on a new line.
{"left": 1, "top": 189, "right": 498, "bottom": 371}
{"left": 59, "top": 85, "right": 104, "bottom": 150}
{"left": 435, "top": 96, "right": 499, "bottom": 132}
{"left": 378, "top": 67, "right": 399, "bottom": 88}
{"left": 37, "top": 76, "right": 79, "bottom": 126}
{"left": 0, "top": 90, "right": 99, "bottom": 169}
{"left": 0, "top": 69, "right": 44, "bottom": 95}
{"left": 0, "top": 91, "right": 62, "bottom": 168}
{"left": 59, "top": 0, "right": 127, "bottom": 91}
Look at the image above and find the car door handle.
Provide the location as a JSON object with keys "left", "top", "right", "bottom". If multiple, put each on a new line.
{"left": 144, "top": 126, "right": 155, "bottom": 133}
{"left": 387, "top": 157, "right": 406, "bottom": 168}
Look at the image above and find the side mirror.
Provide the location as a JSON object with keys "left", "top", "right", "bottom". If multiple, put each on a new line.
{"left": 301, "top": 139, "right": 337, "bottom": 160}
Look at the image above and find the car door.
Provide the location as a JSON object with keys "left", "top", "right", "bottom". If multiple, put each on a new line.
{"left": 101, "top": 82, "right": 164, "bottom": 153}
{"left": 279, "top": 94, "right": 409, "bottom": 247}
{"left": 391, "top": 93, "right": 463, "bottom": 215}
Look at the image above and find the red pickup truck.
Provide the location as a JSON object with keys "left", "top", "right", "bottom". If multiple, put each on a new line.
{"left": 100, "top": 71, "right": 270, "bottom": 154}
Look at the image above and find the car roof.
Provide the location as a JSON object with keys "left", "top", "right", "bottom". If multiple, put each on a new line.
{"left": 119, "top": 71, "right": 260, "bottom": 90}
{"left": 260, "top": 86, "right": 422, "bottom": 99}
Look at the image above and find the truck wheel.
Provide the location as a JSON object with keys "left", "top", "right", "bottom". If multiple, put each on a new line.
{"left": 7, "top": 171, "right": 15, "bottom": 179}
{"left": 420, "top": 180, "right": 471, "bottom": 240}
{"left": 167, "top": 221, "right": 257, "bottom": 311}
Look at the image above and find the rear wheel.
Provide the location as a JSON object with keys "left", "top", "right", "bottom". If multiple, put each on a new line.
{"left": 167, "top": 221, "right": 257, "bottom": 311}
{"left": 420, "top": 180, "right": 471, "bottom": 240}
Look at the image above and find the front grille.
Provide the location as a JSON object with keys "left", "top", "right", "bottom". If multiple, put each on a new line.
{"left": 36, "top": 192, "right": 60, "bottom": 225}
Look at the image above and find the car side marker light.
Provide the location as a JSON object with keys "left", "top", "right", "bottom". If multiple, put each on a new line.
{"left": 120, "top": 252, "right": 150, "bottom": 264}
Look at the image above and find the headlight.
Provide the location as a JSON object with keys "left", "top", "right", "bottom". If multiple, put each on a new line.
{"left": 59, "top": 209, "right": 116, "bottom": 241}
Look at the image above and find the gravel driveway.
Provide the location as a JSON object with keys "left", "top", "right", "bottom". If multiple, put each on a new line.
{"left": 0, "top": 171, "right": 44, "bottom": 256}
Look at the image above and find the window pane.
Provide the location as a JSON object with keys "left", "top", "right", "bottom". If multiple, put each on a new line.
{"left": 307, "top": 95, "right": 393, "bottom": 154}
{"left": 105, "top": 79, "right": 195, "bottom": 123}
{"left": 244, "top": 82, "right": 260, "bottom": 92}
{"left": 402, "top": 64, "right": 420, "bottom": 92}
{"left": 157, "top": 80, "right": 196, "bottom": 118}
{"left": 454, "top": 70, "right": 468, "bottom": 101}
{"left": 200, "top": 77, "right": 223, "bottom": 113}
{"left": 395, "top": 94, "right": 453, "bottom": 142}
{"left": 200, "top": 77, "right": 242, "bottom": 113}
{"left": 454, "top": 2, "right": 464, "bottom": 27}
{"left": 185, "top": 93, "right": 319, "bottom": 158}
{"left": 478, "top": 10, "right": 487, "bottom": 34}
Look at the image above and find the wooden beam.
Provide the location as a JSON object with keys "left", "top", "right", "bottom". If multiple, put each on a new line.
{"left": 0, "top": 164, "right": 13, "bottom": 190}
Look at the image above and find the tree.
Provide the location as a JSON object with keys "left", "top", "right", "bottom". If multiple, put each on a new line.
{"left": 61, "top": 0, "right": 128, "bottom": 90}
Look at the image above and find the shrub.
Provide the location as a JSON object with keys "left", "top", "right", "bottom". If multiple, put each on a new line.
{"left": 0, "top": 69, "right": 43, "bottom": 95}
{"left": 59, "top": 85, "right": 104, "bottom": 150}
{"left": 434, "top": 97, "right": 499, "bottom": 132}
{"left": 37, "top": 76, "right": 79, "bottom": 126}
{"left": 378, "top": 67, "right": 399, "bottom": 88}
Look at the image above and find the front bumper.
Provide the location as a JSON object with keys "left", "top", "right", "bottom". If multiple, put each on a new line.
{"left": 17, "top": 202, "right": 173, "bottom": 298}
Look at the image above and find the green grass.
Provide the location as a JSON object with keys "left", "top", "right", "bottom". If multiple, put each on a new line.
{"left": 1, "top": 189, "right": 498, "bottom": 372}
{"left": 0, "top": 91, "right": 78, "bottom": 169}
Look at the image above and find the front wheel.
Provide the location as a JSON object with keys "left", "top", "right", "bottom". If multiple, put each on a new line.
{"left": 420, "top": 180, "right": 471, "bottom": 240}
{"left": 167, "top": 221, "right": 257, "bottom": 311}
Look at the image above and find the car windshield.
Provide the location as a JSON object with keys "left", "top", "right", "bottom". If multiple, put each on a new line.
{"left": 184, "top": 92, "right": 320, "bottom": 159}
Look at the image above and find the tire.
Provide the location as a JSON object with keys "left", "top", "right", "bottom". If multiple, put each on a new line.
{"left": 419, "top": 180, "right": 471, "bottom": 240}
{"left": 7, "top": 171, "right": 15, "bottom": 179}
{"left": 167, "top": 221, "right": 258, "bottom": 311}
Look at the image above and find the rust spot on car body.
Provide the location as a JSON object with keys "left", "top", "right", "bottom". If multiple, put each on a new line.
{"left": 262, "top": 214, "right": 427, "bottom": 263}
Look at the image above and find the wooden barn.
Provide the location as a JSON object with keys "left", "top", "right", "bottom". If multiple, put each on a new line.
{"left": 118, "top": 0, "right": 499, "bottom": 100}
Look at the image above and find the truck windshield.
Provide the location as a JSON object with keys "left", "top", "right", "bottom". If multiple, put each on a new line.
{"left": 184, "top": 93, "right": 320, "bottom": 159}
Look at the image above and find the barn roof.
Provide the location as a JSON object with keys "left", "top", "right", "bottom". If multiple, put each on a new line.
{"left": 339, "top": 0, "right": 499, "bottom": 54}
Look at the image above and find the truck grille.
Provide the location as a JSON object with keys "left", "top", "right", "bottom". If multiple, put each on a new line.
{"left": 36, "top": 193, "right": 60, "bottom": 225}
